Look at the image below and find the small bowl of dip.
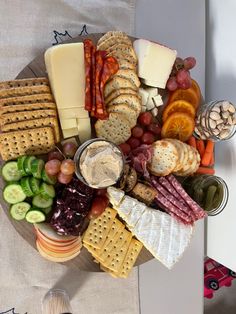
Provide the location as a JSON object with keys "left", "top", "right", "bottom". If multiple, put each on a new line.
{"left": 74, "top": 138, "right": 124, "bottom": 189}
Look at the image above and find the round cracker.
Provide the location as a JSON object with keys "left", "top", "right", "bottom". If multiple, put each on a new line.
{"left": 107, "top": 103, "right": 137, "bottom": 128}
{"left": 95, "top": 112, "right": 131, "bottom": 145}
{"left": 148, "top": 140, "right": 179, "bottom": 176}
{"left": 97, "top": 31, "right": 129, "bottom": 46}
{"left": 98, "top": 36, "right": 132, "bottom": 51}
{"left": 107, "top": 93, "right": 141, "bottom": 116}
{"left": 165, "top": 139, "right": 183, "bottom": 172}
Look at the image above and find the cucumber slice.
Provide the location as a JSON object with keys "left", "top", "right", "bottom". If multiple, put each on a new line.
{"left": 17, "top": 156, "right": 27, "bottom": 176}
{"left": 40, "top": 182, "right": 55, "bottom": 198}
{"left": 1, "top": 161, "right": 22, "bottom": 182}
{"left": 25, "top": 210, "right": 46, "bottom": 223}
{"left": 32, "top": 194, "right": 53, "bottom": 208}
{"left": 41, "top": 169, "right": 57, "bottom": 185}
{"left": 29, "top": 177, "right": 41, "bottom": 195}
{"left": 10, "top": 202, "right": 31, "bottom": 220}
{"left": 31, "top": 159, "right": 45, "bottom": 179}
{"left": 3, "top": 184, "right": 26, "bottom": 204}
{"left": 31, "top": 205, "right": 52, "bottom": 215}
{"left": 24, "top": 156, "right": 36, "bottom": 175}
{"left": 20, "top": 177, "right": 34, "bottom": 197}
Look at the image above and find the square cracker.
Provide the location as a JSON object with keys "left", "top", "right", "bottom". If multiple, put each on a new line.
{"left": 1, "top": 117, "right": 60, "bottom": 143}
{"left": 0, "top": 109, "right": 57, "bottom": 126}
{"left": 0, "top": 127, "right": 55, "bottom": 160}
{"left": 83, "top": 207, "right": 117, "bottom": 249}
{"left": 0, "top": 85, "right": 51, "bottom": 99}
{"left": 0, "top": 77, "right": 49, "bottom": 90}
{"left": 0, "top": 93, "right": 54, "bottom": 107}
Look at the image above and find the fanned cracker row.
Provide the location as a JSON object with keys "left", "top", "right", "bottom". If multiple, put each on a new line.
{"left": 0, "top": 85, "right": 51, "bottom": 99}
{"left": 0, "top": 102, "right": 56, "bottom": 115}
{"left": 0, "top": 127, "right": 55, "bottom": 160}
{"left": 0, "top": 93, "right": 54, "bottom": 106}
{"left": 0, "top": 77, "right": 49, "bottom": 90}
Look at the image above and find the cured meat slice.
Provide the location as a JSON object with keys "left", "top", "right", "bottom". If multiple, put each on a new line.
{"left": 94, "top": 51, "right": 107, "bottom": 119}
{"left": 167, "top": 174, "right": 206, "bottom": 219}
{"left": 83, "top": 39, "right": 94, "bottom": 111}
{"left": 91, "top": 44, "right": 97, "bottom": 116}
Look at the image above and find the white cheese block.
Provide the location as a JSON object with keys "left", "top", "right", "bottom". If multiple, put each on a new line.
{"left": 44, "top": 43, "right": 85, "bottom": 109}
{"left": 146, "top": 98, "right": 155, "bottom": 110}
{"left": 112, "top": 195, "right": 138, "bottom": 221}
{"left": 152, "top": 94, "right": 163, "bottom": 107}
{"left": 107, "top": 187, "right": 125, "bottom": 207}
{"left": 134, "top": 39, "right": 177, "bottom": 89}
{"left": 126, "top": 202, "right": 146, "bottom": 229}
{"left": 145, "top": 87, "right": 158, "bottom": 98}
{"left": 60, "top": 118, "right": 77, "bottom": 130}
{"left": 77, "top": 118, "right": 92, "bottom": 144}
{"left": 138, "top": 88, "right": 149, "bottom": 107}
{"left": 58, "top": 107, "right": 89, "bottom": 120}
{"left": 62, "top": 127, "right": 79, "bottom": 138}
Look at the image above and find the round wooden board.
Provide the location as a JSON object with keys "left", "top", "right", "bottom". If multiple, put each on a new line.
{"left": 1, "top": 33, "right": 153, "bottom": 272}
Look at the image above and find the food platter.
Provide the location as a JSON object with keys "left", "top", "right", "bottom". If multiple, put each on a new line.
{"left": 0, "top": 34, "right": 153, "bottom": 271}
{"left": 0, "top": 31, "right": 235, "bottom": 277}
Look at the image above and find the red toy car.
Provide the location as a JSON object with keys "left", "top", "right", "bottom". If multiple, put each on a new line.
{"left": 204, "top": 258, "right": 236, "bottom": 298}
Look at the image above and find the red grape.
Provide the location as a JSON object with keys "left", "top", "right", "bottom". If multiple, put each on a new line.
{"left": 45, "top": 159, "right": 61, "bottom": 176}
{"left": 176, "top": 69, "right": 190, "bottom": 85}
{"left": 58, "top": 172, "right": 73, "bottom": 184}
{"left": 48, "top": 150, "right": 64, "bottom": 161}
{"left": 166, "top": 77, "right": 178, "bottom": 91}
{"left": 127, "top": 137, "right": 141, "bottom": 149}
{"left": 88, "top": 196, "right": 109, "bottom": 219}
{"left": 96, "top": 188, "right": 107, "bottom": 197}
{"left": 119, "top": 143, "right": 131, "bottom": 155}
{"left": 62, "top": 142, "right": 78, "bottom": 158}
{"left": 147, "top": 123, "right": 162, "bottom": 135}
{"left": 131, "top": 126, "right": 144, "bottom": 138}
{"left": 138, "top": 112, "right": 153, "bottom": 126}
{"left": 141, "top": 132, "right": 155, "bottom": 144}
{"left": 183, "top": 57, "right": 196, "bottom": 70}
{"left": 60, "top": 159, "right": 75, "bottom": 175}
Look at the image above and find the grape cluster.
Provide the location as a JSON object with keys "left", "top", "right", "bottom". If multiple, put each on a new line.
{"left": 45, "top": 142, "right": 78, "bottom": 184}
{"left": 167, "top": 57, "right": 196, "bottom": 91}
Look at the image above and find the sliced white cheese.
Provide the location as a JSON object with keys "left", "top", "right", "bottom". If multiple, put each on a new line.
{"left": 134, "top": 39, "right": 177, "bottom": 89}
{"left": 62, "top": 127, "right": 79, "bottom": 138}
{"left": 138, "top": 88, "right": 149, "bottom": 107}
{"left": 126, "top": 202, "right": 147, "bottom": 230}
{"left": 58, "top": 107, "right": 89, "bottom": 120}
{"left": 114, "top": 195, "right": 138, "bottom": 221}
{"left": 107, "top": 187, "right": 125, "bottom": 208}
{"left": 44, "top": 43, "right": 85, "bottom": 109}
{"left": 152, "top": 94, "right": 163, "bottom": 107}
{"left": 60, "top": 118, "right": 77, "bottom": 129}
{"left": 77, "top": 118, "right": 92, "bottom": 144}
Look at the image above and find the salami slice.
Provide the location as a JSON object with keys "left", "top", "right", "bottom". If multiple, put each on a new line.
{"left": 151, "top": 178, "right": 193, "bottom": 224}
{"left": 167, "top": 175, "right": 206, "bottom": 219}
{"left": 91, "top": 44, "right": 97, "bottom": 116}
{"left": 94, "top": 51, "right": 107, "bottom": 119}
{"left": 83, "top": 39, "right": 94, "bottom": 111}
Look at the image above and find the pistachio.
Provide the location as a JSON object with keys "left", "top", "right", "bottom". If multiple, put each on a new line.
{"left": 217, "top": 123, "right": 224, "bottom": 131}
{"left": 213, "top": 129, "right": 220, "bottom": 136}
{"left": 221, "top": 101, "right": 230, "bottom": 111}
{"left": 209, "top": 119, "right": 216, "bottom": 129}
{"left": 228, "top": 104, "right": 236, "bottom": 114}
{"left": 210, "top": 111, "right": 221, "bottom": 120}
{"left": 220, "top": 129, "right": 231, "bottom": 139}
{"left": 201, "top": 117, "right": 206, "bottom": 128}
{"left": 216, "top": 119, "right": 224, "bottom": 125}
{"left": 233, "top": 117, "right": 236, "bottom": 125}
{"left": 228, "top": 116, "right": 233, "bottom": 125}
{"left": 222, "top": 111, "right": 230, "bottom": 119}
{"left": 212, "top": 106, "right": 221, "bottom": 113}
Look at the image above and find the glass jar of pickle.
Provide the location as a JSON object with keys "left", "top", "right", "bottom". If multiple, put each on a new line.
{"left": 183, "top": 174, "right": 228, "bottom": 216}
{"left": 195, "top": 100, "right": 236, "bottom": 141}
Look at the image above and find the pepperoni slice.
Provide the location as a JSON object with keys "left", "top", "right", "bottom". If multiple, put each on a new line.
{"left": 91, "top": 44, "right": 97, "bottom": 116}
{"left": 94, "top": 51, "right": 107, "bottom": 119}
{"left": 83, "top": 39, "right": 94, "bottom": 112}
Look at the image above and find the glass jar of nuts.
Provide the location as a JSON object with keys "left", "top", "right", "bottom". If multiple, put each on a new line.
{"left": 194, "top": 100, "right": 236, "bottom": 141}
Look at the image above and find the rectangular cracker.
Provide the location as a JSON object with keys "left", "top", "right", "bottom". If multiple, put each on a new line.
{"left": 0, "top": 85, "right": 51, "bottom": 99}
{"left": 0, "top": 127, "right": 55, "bottom": 160}
{"left": 103, "top": 231, "right": 132, "bottom": 272}
{"left": 0, "top": 102, "right": 56, "bottom": 115}
{"left": 0, "top": 93, "right": 54, "bottom": 106}
{"left": 118, "top": 239, "right": 143, "bottom": 278}
{"left": 0, "top": 109, "right": 56, "bottom": 126}
{"left": 0, "top": 77, "right": 49, "bottom": 90}
{"left": 1, "top": 117, "right": 60, "bottom": 143}
{"left": 82, "top": 207, "right": 117, "bottom": 249}
{"left": 100, "top": 265, "right": 119, "bottom": 278}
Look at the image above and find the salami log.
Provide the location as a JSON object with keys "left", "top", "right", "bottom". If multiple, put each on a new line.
{"left": 167, "top": 175, "right": 206, "bottom": 219}
{"left": 94, "top": 51, "right": 107, "bottom": 119}
{"left": 83, "top": 39, "right": 94, "bottom": 111}
{"left": 91, "top": 44, "right": 97, "bottom": 116}
{"left": 155, "top": 199, "right": 189, "bottom": 225}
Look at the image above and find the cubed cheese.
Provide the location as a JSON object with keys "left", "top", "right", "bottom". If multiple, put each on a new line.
{"left": 77, "top": 118, "right": 92, "bottom": 143}
{"left": 44, "top": 43, "right": 85, "bottom": 109}
{"left": 138, "top": 88, "right": 149, "bottom": 107}
{"left": 144, "top": 87, "right": 158, "bottom": 98}
{"left": 146, "top": 98, "right": 155, "bottom": 110}
{"left": 152, "top": 94, "right": 163, "bottom": 107}
{"left": 58, "top": 107, "right": 89, "bottom": 120}
{"left": 134, "top": 39, "right": 177, "bottom": 89}
{"left": 62, "top": 128, "right": 79, "bottom": 138}
{"left": 60, "top": 118, "right": 77, "bottom": 129}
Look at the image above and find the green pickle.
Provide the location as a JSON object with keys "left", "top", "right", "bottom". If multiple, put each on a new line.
{"left": 212, "top": 183, "right": 224, "bottom": 209}
{"left": 204, "top": 185, "right": 217, "bottom": 211}
{"left": 193, "top": 188, "right": 204, "bottom": 206}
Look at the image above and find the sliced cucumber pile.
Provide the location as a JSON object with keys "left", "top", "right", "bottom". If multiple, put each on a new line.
{"left": 1, "top": 155, "right": 58, "bottom": 224}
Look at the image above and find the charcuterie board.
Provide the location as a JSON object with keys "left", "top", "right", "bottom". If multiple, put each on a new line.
{"left": 0, "top": 34, "right": 153, "bottom": 272}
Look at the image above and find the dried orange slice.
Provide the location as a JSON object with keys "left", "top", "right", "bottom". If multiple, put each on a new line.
{"left": 161, "top": 112, "right": 195, "bottom": 142}
{"left": 162, "top": 100, "right": 196, "bottom": 122}
{"left": 191, "top": 79, "right": 201, "bottom": 101}
{"left": 168, "top": 87, "right": 200, "bottom": 109}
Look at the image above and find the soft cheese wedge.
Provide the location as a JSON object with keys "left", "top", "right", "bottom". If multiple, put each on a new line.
{"left": 107, "top": 187, "right": 193, "bottom": 269}
{"left": 133, "top": 39, "right": 177, "bottom": 89}
{"left": 45, "top": 43, "right": 91, "bottom": 141}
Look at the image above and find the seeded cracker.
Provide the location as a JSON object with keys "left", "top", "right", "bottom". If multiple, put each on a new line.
{"left": 0, "top": 85, "right": 50, "bottom": 99}
{"left": 0, "top": 77, "right": 49, "bottom": 90}
{"left": 0, "top": 93, "right": 54, "bottom": 107}
{"left": 107, "top": 104, "right": 137, "bottom": 128}
{"left": 0, "top": 102, "right": 56, "bottom": 115}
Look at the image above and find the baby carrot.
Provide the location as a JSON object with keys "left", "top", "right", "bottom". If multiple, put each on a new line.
{"left": 201, "top": 140, "right": 215, "bottom": 166}
{"left": 196, "top": 167, "right": 215, "bottom": 175}
{"left": 188, "top": 136, "right": 197, "bottom": 148}
{"left": 196, "top": 139, "right": 205, "bottom": 158}
{"left": 209, "top": 154, "right": 215, "bottom": 166}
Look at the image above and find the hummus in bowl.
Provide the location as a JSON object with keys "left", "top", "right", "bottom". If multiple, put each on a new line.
{"left": 74, "top": 139, "right": 124, "bottom": 189}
